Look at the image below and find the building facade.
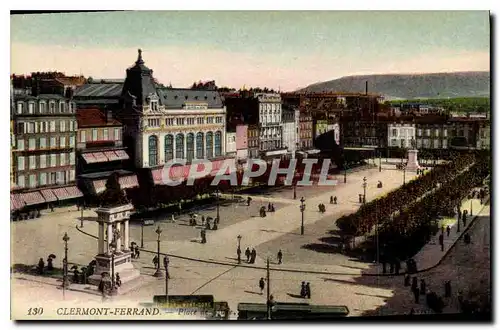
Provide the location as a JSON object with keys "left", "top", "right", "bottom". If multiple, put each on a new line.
{"left": 298, "top": 110, "right": 313, "bottom": 150}
{"left": 117, "top": 50, "right": 227, "bottom": 172}
{"left": 11, "top": 93, "right": 82, "bottom": 213}
{"left": 226, "top": 131, "right": 237, "bottom": 156}
{"left": 281, "top": 106, "right": 298, "bottom": 158}
{"left": 76, "top": 108, "right": 138, "bottom": 200}
{"left": 235, "top": 124, "right": 249, "bottom": 160}
{"left": 247, "top": 125, "right": 260, "bottom": 158}
{"left": 387, "top": 122, "right": 416, "bottom": 148}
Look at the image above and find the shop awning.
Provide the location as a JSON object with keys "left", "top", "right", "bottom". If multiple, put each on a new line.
{"left": 92, "top": 180, "right": 107, "bottom": 195}
{"left": 152, "top": 168, "right": 165, "bottom": 185}
{"left": 119, "top": 175, "right": 139, "bottom": 189}
{"left": 93, "top": 152, "right": 108, "bottom": 163}
{"left": 104, "top": 150, "right": 121, "bottom": 161}
{"left": 65, "top": 185, "right": 84, "bottom": 199}
{"left": 20, "top": 191, "right": 46, "bottom": 206}
{"left": 53, "top": 187, "right": 72, "bottom": 201}
{"left": 82, "top": 153, "right": 98, "bottom": 164}
{"left": 11, "top": 194, "right": 25, "bottom": 211}
{"left": 40, "top": 189, "right": 58, "bottom": 203}
{"left": 115, "top": 149, "right": 129, "bottom": 160}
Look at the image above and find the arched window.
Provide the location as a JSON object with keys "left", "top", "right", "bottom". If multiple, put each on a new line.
{"left": 214, "top": 131, "right": 222, "bottom": 157}
{"left": 175, "top": 134, "right": 184, "bottom": 159}
{"left": 148, "top": 135, "right": 158, "bottom": 166}
{"left": 196, "top": 132, "right": 204, "bottom": 159}
{"left": 186, "top": 133, "right": 194, "bottom": 162}
{"left": 206, "top": 132, "right": 213, "bottom": 159}
{"left": 164, "top": 134, "right": 174, "bottom": 162}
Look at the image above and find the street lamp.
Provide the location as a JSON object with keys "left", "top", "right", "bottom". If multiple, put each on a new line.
{"left": 237, "top": 235, "right": 242, "bottom": 264}
{"left": 300, "top": 197, "right": 306, "bottom": 235}
{"left": 378, "top": 150, "right": 382, "bottom": 172}
{"left": 402, "top": 164, "right": 406, "bottom": 185}
{"left": 362, "top": 177, "right": 367, "bottom": 204}
{"left": 216, "top": 189, "right": 220, "bottom": 222}
{"left": 457, "top": 203, "right": 461, "bottom": 233}
{"left": 164, "top": 255, "right": 169, "bottom": 303}
{"left": 140, "top": 220, "right": 144, "bottom": 248}
{"left": 62, "top": 232, "right": 70, "bottom": 293}
{"left": 80, "top": 203, "right": 84, "bottom": 228}
{"left": 154, "top": 226, "right": 164, "bottom": 278}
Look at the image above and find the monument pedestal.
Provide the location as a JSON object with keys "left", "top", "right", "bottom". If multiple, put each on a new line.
{"left": 406, "top": 149, "right": 421, "bottom": 172}
{"left": 88, "top": 204, "right": 140, "bottom": 290}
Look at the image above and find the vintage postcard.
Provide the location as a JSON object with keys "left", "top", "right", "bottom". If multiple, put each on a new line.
{"left": 10, "top": 10, "right": 490, "bottom": 320}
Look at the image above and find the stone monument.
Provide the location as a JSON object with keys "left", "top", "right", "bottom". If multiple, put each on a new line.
{"left": 405, "top": 138, "right": 421, "bottom": 171}
{"left": 88, "top": 173, "right": 140, "bottom": 288}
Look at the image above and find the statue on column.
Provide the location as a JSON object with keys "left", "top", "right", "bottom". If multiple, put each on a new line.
{"left": 100, "top": 172, "right": 128, "bottom": 208}
{"left": 410, "top": 137, "right": 416, "bottom": 150}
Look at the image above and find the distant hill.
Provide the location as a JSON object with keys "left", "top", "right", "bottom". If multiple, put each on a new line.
{"left": 298, "top": 72, "right": 490, "bottom": 99}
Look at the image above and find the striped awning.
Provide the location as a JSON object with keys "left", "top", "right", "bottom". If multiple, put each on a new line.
{"left": 20, "top": 191, "right": 46, "bottom": 206}
{"left": 119, "top": 175, "right": 139, "bottom": 189}
{"left": 93, "top": 152, "right": 108, "bottom": 163}
{"left": 53, "top": 187, "right": 71, "bottom": 201}
{"left": 115, "top": 149, "right": 129, "bottom": 160}
{"left": 11, "top": 194, "right": 25, "bottom": 211}
{"left": 65, "top": 185, "right": 83, "bottom": 198}
{"left": 82, "top": 153, "right": 98, "bottom": 164}
{"left": 104, "top": 151, "right": 121, "bottom": 161}
{"left": 92, "top": 180, "right": 107, "bottom": 195}
{"left": 152, "top": 168, "right": 165, "bottom": 185}
{"left": 40, "top": 189, "right": 58, "bottom": 203}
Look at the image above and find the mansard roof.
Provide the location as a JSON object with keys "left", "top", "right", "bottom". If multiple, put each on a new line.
{"left": 156, "top": 88, "right": 223, "bottom": 109}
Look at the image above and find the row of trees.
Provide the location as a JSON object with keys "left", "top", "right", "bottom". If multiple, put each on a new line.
{"left": 336, "top": 153, "right": 481, "bottom": 250}
{"left": 386, "top": 97, "right": 490, "bottom": 114}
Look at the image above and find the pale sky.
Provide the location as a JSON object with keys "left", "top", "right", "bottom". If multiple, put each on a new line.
{"left": 10, "top": 11, "right": 490, "bottom": 91}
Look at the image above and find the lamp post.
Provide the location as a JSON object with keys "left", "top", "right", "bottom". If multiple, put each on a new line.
{"left": 470, "top": 193, "right": 473, "bottom": 216}
{"left": 293, "top": 184, "right": 297, "bottom": 200}
{"left": 108, "top": 227, "right": 120, "bottom": 296}
{"left": 140, "top": 220, "right": 144, "bottom": 248}
{"left": 216, "top": 189, "right": 220, "bottom": 222}
{"left": 402, "top": 164, "right": 406, "bottom": 185}
{"left": 164, "top": 256, "right": 169, "bottom": 303}
{"left": 343, "top": 161, "right": 347, "bottom": 184}
{"left": 457, "top": 203, "right": 461, "bottom": 233}
{"left": 378, "top": 150, "right": 382, "bottom": 172}
{"left": 300, "top": 197, "right": 305, "bottom": 235}
{"left": 237, "top": 235, "right": 242, "bottom": 264}
{"left": 62, "top": 232, "right": 70, "bottom": 295}
{"left": 154, "top": 226, "right": 164, "bottom": 278}
{"left": 80, "top": 204, "right": 84, "bottom": 228}
{"left": 362, "top": 177, "right": 367, "bottom": 204}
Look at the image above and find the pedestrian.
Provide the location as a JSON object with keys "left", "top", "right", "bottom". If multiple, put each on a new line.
{"left": 237, "top": 246, "right": 241, "bottom": 264}
{"left": 268, "top": 203, "right": 272, "bottom": 212}
{"left": 153, "top": 255, "right": 159, "bottom": 269}
{"left": 277, "top": 250, "right": 283, "bottom": 264}
{"left": 404, "top": 274, "right": 411, "bottom": 287}
{"left": 201, "top": 229, "right": 207, "bottom": 244}
{"left": 446, "top": 225, "right": 451, "bottom": 237}
{"left": 206, "top": 219, "right": 211, "bottom": 230}
{"left": 135, "top": 246, "right": 140, "bottom": 259}
{"left": 439, "top": 234, "right": 444, "bottom": 251}
{"left": 333, "top": 196, "right": 337, "bottom": 204}
{"left": 259, "top": 277, "right": 265, "bottom": 294}
{"left": 38, "top": 258, "right": 45, "bottom": 274}
{"left": 420, "top": 279, "right": 426, "bottom": 295}
{"left": 47, "top": 256, "right": 54, "bottom": 271}
{"left": 389, "top": 261, "right": 394, "bottom": 274}
{"left": 201, "top": 215, "right": 205, "bottom": 226}
{"left": 300, "top": 281, "right": 306, "bottom": 298}
{"left": 305, "top": 282, "right": 311, "bottom": 299}
{"left": 330, "top": 196, "right": 334, "bottom": 204}
{"left": 251, "top": 248, "right": 257, "bottom": 264}
{"left": 413, "top": 286, "right": 420, "bottom": 303}
{"left": 462, "top": 212, "right": 467, "bottom": 227}
{"left": 411, "top": 277, "right": 418, "bottom": 291}
{"left": 247, "top": 197, "right": 252, "bottom": 206}
{"left": 115, "top": 273, "right": 122, "bottom": 287}
{"left": 245, "top": 247, "right": 251, "bottom": 263}
{"left": 444, "top": 281, "right": 451, "bottom": 297}
{"left": 382, "top": 260, "right": 387, "bottom": 274}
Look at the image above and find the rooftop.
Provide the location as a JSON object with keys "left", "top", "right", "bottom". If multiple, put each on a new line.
{"left": 76, "top": 108, "right": 122, "bottom": 127}
{"left": 74, "top": 83, "right": 123, "bottom": 98}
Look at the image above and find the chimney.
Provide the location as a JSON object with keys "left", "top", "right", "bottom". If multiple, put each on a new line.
{"left": 365, "top": 81, "right": 368, "bottom": 95}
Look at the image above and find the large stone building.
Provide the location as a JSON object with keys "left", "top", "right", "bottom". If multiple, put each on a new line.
{"left": 281, "top": 105, "right": 299, "bottom": 158}
{"left": 11, "top": 92, "right": 82, "bottom": 215}
{"left": 387, "top": 122, "right": 417, "bottom": 148}
{"left": 116, "top": 50, "right": 227, "bottom": 184}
